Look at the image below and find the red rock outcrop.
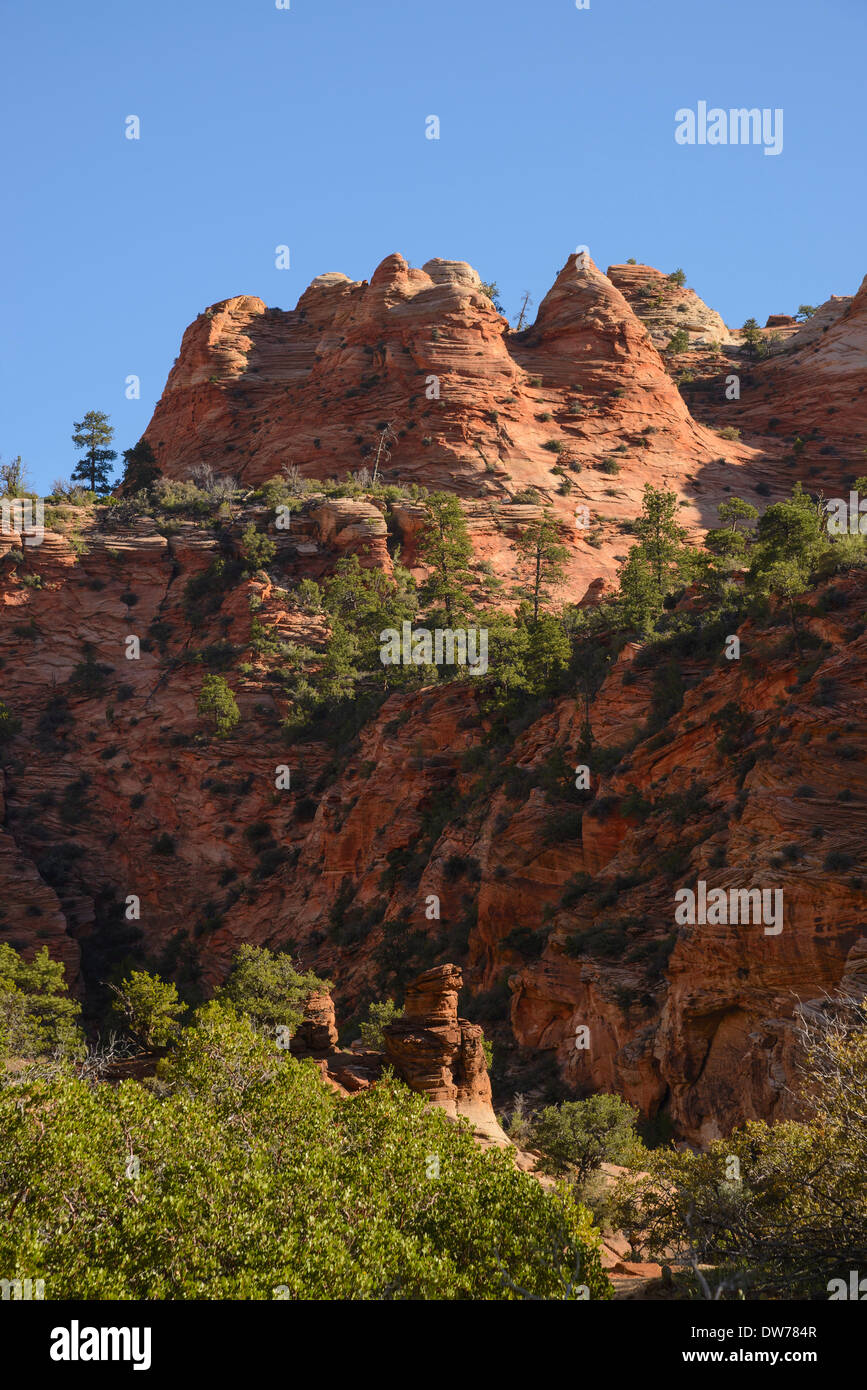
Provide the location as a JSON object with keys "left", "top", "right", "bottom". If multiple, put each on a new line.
{"left": 144, "top": 255, "right": 521, "bottom": 496}
{"left": 701, "top": 274, "right": 867, "bottom": 455}
{"left": 282, "top": 966, "right": 503, "bottom": 1139}
{"left": 140, "top": 251, "right": 781, "bottom": 602}
{"left": 290, "top": 991, "right": 339, "bottom": 1054}
{"left": 309, "top": 497, "right": 391, "bottom": 569}
{"left": 780, "top": 294, "right": 853, "bottom": 352}
{"left": 382, "top": 964, "right": 505, "bottom": 1138}
{"left": 1, "top": 492, "right": 864, "bottom": 1146}
{"left": 606, "top": 262, "right": 735, "bottom": 348}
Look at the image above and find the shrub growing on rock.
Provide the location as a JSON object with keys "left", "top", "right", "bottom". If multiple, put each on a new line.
{"left": 197, "top": 674, "right": 240, "bottom": 738}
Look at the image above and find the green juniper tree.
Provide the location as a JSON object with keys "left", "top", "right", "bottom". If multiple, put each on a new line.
{"left": 617, "top": 549, "right": 661, "bottom": 632}
{"left": 633, "top": 482, "right": 690, "bottom": 594}
{"left": 718, "top": 495, "right": 759, "bottom": 534}
{"left": 240, "top": 522, "right": 276, "bottom": 573}
{"left": 120, "top": 438, "right": 161, "bottom": 493}
{"left": 705, "top": 495, "right": 758, "bottom": 565}
{"left": 217, "top": 945, "right": 330, "bottom": 1036}
{"left": 527, "top": 1094, "right": 643, "bottom": 1186}
{"left": 359, "top": 997, "right": 404, "bottom": 1049}
{"left": 740, "top": 317, "right": 764, "bottom": 359}
{"left": 197, "top": 674, "right": 240, "bottom": 738}
{"left": 418, "top": 492, "right": 476, "bottom": 626}
{"left": 479, "top": 280, "right": 505, "bottom": 314}
{"left": 321, "top": 553, "right": 417, "bottom": 690}
{"left": 749, "top": 481, "right": 826, "bottom": 573}
{"left": 753, "top": 558, "right": 810, "bottom": 648}
{"left": 0, "top": 945, "right": 84, "bottom": 1059}
{"left": 109, "top": 970, "right": 187, "bottom": 1050}
{"left": 614, "top": 484, "right": 692, "bottom": 630}
{"left": 524, "top": 612, "right": 572, "bottom": 692}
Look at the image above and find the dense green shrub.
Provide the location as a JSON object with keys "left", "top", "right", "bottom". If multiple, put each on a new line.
{"left": 68, "top": 648, "right": 112, "bottom": 696}
{"left": 110, "top": 971, "right": 187, "bottom": 1050}
{"left": 216, "top": 945, "right": 330, "bottom": 1036}
{"left": 358, "top": 997, "right": 404, "bottom": 1048}
{"left": 183, "top": 557, "right": 242, "bottom": 622}
{"left": 240, "top": 523, "right": 276, "bottom": 572}
{"left": 0, "top": 1001, "right": 610, "bottom": 1299}
{"left": 197, "top": 674, "right": 240, "bottom": 738}
{"left": 611, "top": 1005, "right": 867, "bottom": 1298}
{"left": 530, "top": 1095, "right": 644, "bottom": 1184}
{"left": 0, "top": 946, "right": 83, "bottom": 1058}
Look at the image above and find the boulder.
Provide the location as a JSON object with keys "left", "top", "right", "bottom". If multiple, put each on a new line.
{"left": 290, "top": 991, "right": 339, "bottom": 1054}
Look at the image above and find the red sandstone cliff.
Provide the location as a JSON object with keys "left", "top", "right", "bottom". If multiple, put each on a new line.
{"left": 1, "top": 490, "right": 864, "bottom": 1143}
{"left": 141, "top": 252, "right": 785, "bottom": 603}
{"left": 2, "top": 250, "right": 865, "bottom": 1147}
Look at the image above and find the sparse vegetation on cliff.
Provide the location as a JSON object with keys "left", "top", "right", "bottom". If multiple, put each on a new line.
{"left": 197, "top": 674, "right": 241, "bottom": 739}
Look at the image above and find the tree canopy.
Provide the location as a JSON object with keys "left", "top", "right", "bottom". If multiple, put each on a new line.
{"left": 0, "top": 985, "right": 610, "bottom": 1300}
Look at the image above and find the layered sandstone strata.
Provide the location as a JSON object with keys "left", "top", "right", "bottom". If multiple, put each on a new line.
{"left": 606, "top": 262, "right": 735, "bottom": 348}
{"left": 139, "top": 251, "right": 765, "bottom": 604}
{"left": 383, "top": 964, "right": 506, "bottom": 1139}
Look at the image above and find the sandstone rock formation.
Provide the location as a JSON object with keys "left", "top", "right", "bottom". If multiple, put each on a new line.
{"left": 719, "top": 274, "right": 867, "bottom": 452}
{"left": 309, "top": 497, "right": 391, "bottom": 569}
{"left": 606, "top": 263, "right": 735, "bottom": 347}
{"left": 281, "top": 966, "right": 504, "bottom": 1141}
{"left": 139, "top": 250, "right": 772, "bottom": 602}
{"left": 382, "top": 964, "right": 506, "bottom": 1139}
{"left": 290, "top": 990, "right": 339, "bottom": 1054}
{"left": 780, "top": 294, "right": 852, "bottom": 352}
{"left": 1, "top": 488, "right": 864, "bottom": 1144}
{"left": 143, "top": 254, "right": 520, "bottom": 495}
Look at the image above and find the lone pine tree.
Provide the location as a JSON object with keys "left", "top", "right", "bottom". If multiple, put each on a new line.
{"left": 514, "top": 510, "right": 569, "bottom": 620}
{"left": 71, "top": 410, "right": 117, "bottom": 492}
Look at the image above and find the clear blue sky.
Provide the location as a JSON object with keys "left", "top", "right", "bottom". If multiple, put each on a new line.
{"left": 2, "top": 0, "right": 864, "bottom": 494}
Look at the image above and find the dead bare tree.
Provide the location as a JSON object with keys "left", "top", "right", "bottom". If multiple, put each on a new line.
{"left": 514, "top": 291, "right": 533, "bottom": 332}
{"left": 372, "top": 423, "right": 397, "bottom": 485}
{"left": 280, "top": 460, "right": 307, "bottom": 495}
